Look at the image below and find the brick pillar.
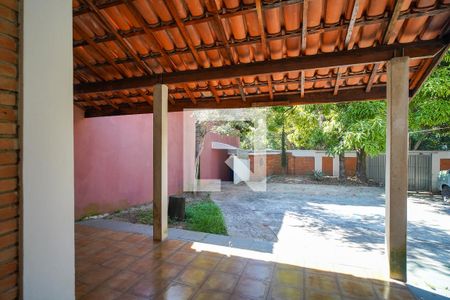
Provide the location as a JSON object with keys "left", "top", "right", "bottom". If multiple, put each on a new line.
{"left": 0, "top": 1, "right": 19, "bottom": 299}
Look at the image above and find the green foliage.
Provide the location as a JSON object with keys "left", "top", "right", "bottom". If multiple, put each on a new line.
{"left": 185, "top": 200, "right": 228, "bottom": 235}
{"left": 409, "top": 51, "right": 450, "bottom": 150}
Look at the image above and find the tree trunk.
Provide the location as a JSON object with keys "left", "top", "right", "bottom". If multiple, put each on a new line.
{"left": 355, "top": 149, "right": 368, "bottom": 182}
{"left": 339, "top": 153, "right": 346, "bottom": 180}
{"left": 281, "top": 124, "right": 287, "bottom": 175}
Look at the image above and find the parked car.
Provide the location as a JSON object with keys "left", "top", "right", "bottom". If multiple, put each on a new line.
{"left": 438, "top": 170, "right": 450, "bottom": 202}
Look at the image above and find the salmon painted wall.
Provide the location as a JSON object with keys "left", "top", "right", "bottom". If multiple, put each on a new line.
{"left": 200, "top": 132, "right": 240, "bottom": 181}
{"left": 74, "top": 107, "right": 186, "bottom": 219}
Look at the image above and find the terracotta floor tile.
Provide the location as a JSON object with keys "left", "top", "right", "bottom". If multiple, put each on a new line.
{"left": 159, "top": 239, "right": 186, "bottom": 251}
{"left": 338, "top": 277, "right": 377, "bottom": 299}
{"left": 75, "top": 281, "right": 92, "bottom": 299}
{"left": 165, "top": 251, "right": 197, "bottom": 265}
{"left": 102, "top": 254, "right": 137, "bottom": 269}
{"left": 194, "top": 290, "right": 231, "bottom": 300}
{"left": 272, "top": 268, "right": 303, "bottom": 287}
{"left": 161, "top": 283, "right": 195, "bottom": 300}
{"left": 104, "top": 231, "right": 132, "bottom": 241}
{"left": 121, "top": 245, "right": 153, "bottom": 257}
{"left": 202, "top": 272, "right": 239, "bottom": 293}
{"left": 128, "top": 256, "right": 161, "bottom": 274}
{"left": 105, "top": 270, "right": 142, "bottom": 291}
{"left": 306, "top": 273, "right": 339, "bottom": 293}
{"left": 129, "top": 277, "right": 170, "bottom": 298}
{"left": 122, "top": 233, "right": 150, "bottom": 244}
{"left": 234, "top": 277, "right": 269, "bottom": 299}
{"left": 373, "top": 284, "right": 416, "bottom": 300}
{"left": 146, "top": 262, "right": 184, "bottom": 281}
{"left": 117, "top": 293, "right": 148, "bottom": 300}
{"left": 216, "top": 257, "right": 247, "bottom": 275}
{"left": 305, "top": 290, "right": 342, "bottom": 300}
{"left": 269, "top": 285, "right": 303, "bottom": 300}
{"left": 176, "top": 266, "right": 209, "bottom": 287}
{"left": 190, "top": 253, "right": 221, "bottom": 270}
{"left": 180, "top": 242, "right": 198, "bottom": 252}
{"left": 78, "top": 265, "right": 118, "bottom": 286}
{"left": 242, "top": 262, "right": 274, "bottom": 282}
{"left": 81, "top": 286, "right": 122, "bottom": 300}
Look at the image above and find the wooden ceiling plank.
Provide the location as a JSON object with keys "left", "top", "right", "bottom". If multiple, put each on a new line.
{"left": 74, "top": 40, "right": 444, "bottom": 95}
{"left": 382, "top": 0, "right": 405, "bottom": 44}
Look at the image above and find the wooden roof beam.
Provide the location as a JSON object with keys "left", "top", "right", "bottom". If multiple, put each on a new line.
{"left": 83, "top": 86, "right": 387, "bottom": 117}
{"left": 74, "top": 40, "right": 444, "bottom": 95}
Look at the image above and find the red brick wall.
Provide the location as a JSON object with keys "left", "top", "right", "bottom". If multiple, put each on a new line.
{"left": 344, "top": 157, "right": 357, "bottom": 176}
{"left": 322, "top": 157, "right": 333, "bottom": 176}
{"left": 0, "top": 0, "right": 19, "bottom": 299}
{"left": 441, "top": 159, "right": 450, "bottom": 171}
{"left": 293, "top": 157, "right": 315, "bottom": 175}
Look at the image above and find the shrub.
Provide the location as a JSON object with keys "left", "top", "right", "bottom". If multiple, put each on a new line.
{"left": 313, "top": 170, "right": 324, "bottom": 181}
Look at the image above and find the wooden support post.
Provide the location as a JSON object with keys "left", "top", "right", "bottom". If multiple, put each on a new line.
{"left": 386, "top": 56, "right": 409, "bottom": 281}
{"left": 153, "top": 84, "right": 169, "bottom": 241}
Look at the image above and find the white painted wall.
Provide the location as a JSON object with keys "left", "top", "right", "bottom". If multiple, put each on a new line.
{"left": 21, "top": 1, "right": 75, "bottom": 299}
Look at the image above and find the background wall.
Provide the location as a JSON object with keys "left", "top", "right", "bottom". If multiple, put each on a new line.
{"left": 74, "top": 108, "right": 185, "bottom": 219}
{"left": 200, "top": 132, "right": 239, "bottom": 181}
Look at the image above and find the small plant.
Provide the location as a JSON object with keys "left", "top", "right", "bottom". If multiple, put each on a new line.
{"left": 313, "top": 170, "right": 324, "bottom": 181}
{"left": 185, "top": 199, "right": 228, "bottom": 235}
{"left": 136, "top": 209, "right": 153, "bottom": 225}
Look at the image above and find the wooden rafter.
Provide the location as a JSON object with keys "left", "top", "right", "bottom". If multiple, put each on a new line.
{"left": 206, "top": 0, "right": 247, "bottom": 103}
{"left": 382, "top": 0, "right": 405, "bottom": 44}
{"left": 365, "top": 63, "right": 381, "bottom": 93}
{"left": 120, "top": 0, "right": 194, "bottom": 104}
{"left": 164, "top": 0, "right": 221, "bottom": 104}
{"left": 73, "top": 7, "right": 450, "bottom": 74}
{"left": 255, "top": 0, "right": 273, "bottom": 100}
{"left": 335, "top": 0, "right": 359, "bottom": 95}
{"left": 74, "top": 40, "right": 444, "bottom": 95}
{"left": 300, "top": 0, "right": 309, "bottom": 98}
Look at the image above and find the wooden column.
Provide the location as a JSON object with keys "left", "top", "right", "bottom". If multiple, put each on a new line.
{"left": 153, "top": 84, "right": 168, "bottom": 241}
{"left": 386, "top": 56, "right": 409, "bottom": 281}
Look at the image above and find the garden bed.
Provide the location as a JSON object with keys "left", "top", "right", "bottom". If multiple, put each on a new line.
{"left": 102, "top": 192, "right": 228, "bottom": 235}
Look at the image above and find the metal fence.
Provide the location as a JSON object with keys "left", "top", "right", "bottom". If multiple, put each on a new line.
{"left": 366, "top": 153, "right": 432, "bottom": 191}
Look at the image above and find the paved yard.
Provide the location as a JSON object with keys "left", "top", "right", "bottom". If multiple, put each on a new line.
{"left": 212, "top": 182, "right": 450, "bottom": 299}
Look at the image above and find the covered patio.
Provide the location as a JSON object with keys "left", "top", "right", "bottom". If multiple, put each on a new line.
{"left": 10, "top": 0, "right": 450, "bottom": 299}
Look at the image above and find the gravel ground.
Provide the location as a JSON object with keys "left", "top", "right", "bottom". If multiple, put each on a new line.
{"left": 211, "top": 181, "right": 450, "bottom": 298}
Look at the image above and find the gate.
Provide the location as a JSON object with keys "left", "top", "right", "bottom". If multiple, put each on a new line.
{"left": 366, "top": 153, "right": 432, "bottom": 191}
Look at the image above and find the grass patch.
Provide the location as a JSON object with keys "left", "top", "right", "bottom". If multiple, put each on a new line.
{"left": 185, "top": 200, "right": 228, "bottom": 235}
{"left": 136, "top": 209, "right": 153, "bottom": 225}
{"left": 118, "top": 199, "right": 228, "bottom": 235}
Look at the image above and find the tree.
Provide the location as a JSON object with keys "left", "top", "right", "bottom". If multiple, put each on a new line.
{"left": 409, "top": 51, "right": 450, "bottom": 150}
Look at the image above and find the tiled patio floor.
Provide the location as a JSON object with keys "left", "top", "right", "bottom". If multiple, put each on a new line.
{"left": 76, "top": 224, "right": 416, "bottom": 300}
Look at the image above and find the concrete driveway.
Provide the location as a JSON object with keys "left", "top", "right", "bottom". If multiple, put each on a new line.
{"left": 211, "top": 182, "right": 450, "bottom": 299}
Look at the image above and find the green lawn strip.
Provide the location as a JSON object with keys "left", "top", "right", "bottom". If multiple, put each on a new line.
{"left": 133, "top": 199, "right": 227, "bottom": 235}
{"left": 185, "top": 200, "right": 228, "bottom": 235}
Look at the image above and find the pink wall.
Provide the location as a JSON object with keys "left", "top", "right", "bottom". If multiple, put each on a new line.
{"left": 74, "top": 107, "right": 185, "bottom": 219}
{"left": 200, "top": 132, "right": 240, "bottom": 181}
